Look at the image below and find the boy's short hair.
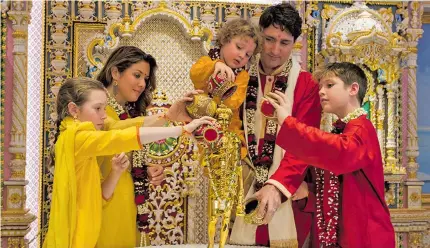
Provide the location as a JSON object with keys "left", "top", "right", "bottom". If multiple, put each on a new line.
{"left": 216, "top": 19, "right": 262, "bottom": 55}
{"left": 259, "top": 3, "right": 302, "bottom": 41}
{"left": 314, "top": 62, "right": 368, "bottom": 104}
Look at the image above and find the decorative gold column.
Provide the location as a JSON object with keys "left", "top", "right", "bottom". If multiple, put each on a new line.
{"left": 405, "top": 30, "right": 423, "bottom": 179}
{"left": 376, "top": 84, "right": 386, "bottom": 159}
{"left": 384, "top": 81, "right": 398, "bottom": 174}
{"left": 1, "top": 1, "right": 36, "bottom": 247}
{"left": 404, "top": 1, "right": 424, "bottom": 212}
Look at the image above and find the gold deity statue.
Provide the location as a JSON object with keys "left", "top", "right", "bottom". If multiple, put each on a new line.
{"left": 200, "top": 104, "right": 245, "bottom": 248}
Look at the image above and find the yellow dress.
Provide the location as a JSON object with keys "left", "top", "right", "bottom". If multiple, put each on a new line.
{"left": 43, "top": 117, "right": 143, "bottom": 248}
{"left": 96, "top": 105, "right": 144, "bottom": 248}
{"left": 190, "top": 56, "right": 248, "bottom": 158}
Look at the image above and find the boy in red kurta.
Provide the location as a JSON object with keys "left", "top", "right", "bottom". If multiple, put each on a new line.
{"left": 266, "top": 62, "right": 395, "bottom": 247}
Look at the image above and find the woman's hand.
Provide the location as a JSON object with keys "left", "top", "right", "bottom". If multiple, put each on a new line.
{"left": 166, "top": 90, "right": 204, "bottom": 122}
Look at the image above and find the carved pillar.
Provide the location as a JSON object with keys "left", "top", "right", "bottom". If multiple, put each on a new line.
{"left": 405, "top": 35, "right": 422, "bottom": 181}
{"left": 405, "top": 50, "right": 420, "bottom": 181}
{"left": 1, "top": 1, "right": 36, "bottom": 247}
{"left": 403, "top": 2, "right": 424, "bottom": 214}
{"left": 376, "top": 84, "right": 386, "bottom": 159}
{"left": 292, "top": 38, "right": 303, "bottom": 65}
{"left": 385, "top": 82, "right": 398, "bottom": 173}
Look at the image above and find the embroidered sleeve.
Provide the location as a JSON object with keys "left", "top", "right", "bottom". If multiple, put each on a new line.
{"left": 190, "top": 56, "right": 220, "bottom": 91}
{"left": 223, "top": 70, "right": 250, "bottom": 109}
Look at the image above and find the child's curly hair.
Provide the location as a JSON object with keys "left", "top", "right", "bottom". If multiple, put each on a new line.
{"left": 216, "top": 19, "right": 263, "bottom": 55}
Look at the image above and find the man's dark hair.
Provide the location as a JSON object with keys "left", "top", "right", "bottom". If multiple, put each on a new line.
{"left": 259, "top": 3, "right": 302, "bottom": 41}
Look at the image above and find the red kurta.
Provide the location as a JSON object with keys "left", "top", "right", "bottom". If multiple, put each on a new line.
{"left": 256, "top": 71, "right": 321, "bottom": 247}
{"left": 276, "top": 115, "right": 395, "bottom": 248}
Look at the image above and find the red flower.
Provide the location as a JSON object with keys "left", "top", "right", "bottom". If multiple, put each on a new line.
{"left": 332, "top": 120, "right": 346, "bottom": 131}
{"left": 133, "top": 168, "right": 145, "bottom": 177}
{"left": 139, "top": 214, "right": 149, "bottom": 222}
{"left": 119, "top": 113, "right": 128, "bottom": 120}
{"left": 257, "top": 156, "right": 271, "bottom": 165}
{"left": 135, "top": 195, "right": 146, "bottom": 205}
{"left": 261, "top": 99, "right": 275, "bottom": 118}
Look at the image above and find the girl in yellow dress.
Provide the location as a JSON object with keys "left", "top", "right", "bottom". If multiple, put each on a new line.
{"left": 96, "top": 46, "right": 175, "bottom": 247}
{"left": 43, "top": 77, "right": 212, "bottom": 248}
{"left": 190, "top": 19, "right": 262, "bottom": 158}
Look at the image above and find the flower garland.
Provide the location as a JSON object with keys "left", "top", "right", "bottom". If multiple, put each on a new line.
{"left": 107, "top": 93, "right": 150, "bottom": 233}
{"left": 244, "top": 60, "right": 292, "bottom": 191}
{"left": 107, "top": 93, "right": 141, "bottom": 120}
{"left": 107, "top": 93, "right": 127, "bottom": 119}
{"left": 315, "top": 108, "right": 367, "bottom": 247}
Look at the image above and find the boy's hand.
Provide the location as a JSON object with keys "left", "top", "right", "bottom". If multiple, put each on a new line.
{"left": 292, "top": 181, "right": 309, "bottom": 201}
{"left": 214, "top": 62, "right": 235, "bottom": 82}
{"left": 112, "top": 152, "right": 130, "bottom": 174}
{"left": 148, "top": 165, "right": 165, "bottom": 186}
{"left": 266, "top": 91, "right": 292, "bottom": 125}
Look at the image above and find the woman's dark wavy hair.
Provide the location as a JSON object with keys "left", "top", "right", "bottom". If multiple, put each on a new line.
{"left": 96, "top": 46, "right": 157, "bottom": 116}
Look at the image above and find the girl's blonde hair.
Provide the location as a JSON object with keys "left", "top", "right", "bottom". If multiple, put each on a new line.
{"left": 55, "top": 77, "right": 106, "bottom": 141}
{"left": 216, "top": 19, "right": 263, "bottom": 55}
{"left": 50, "top": 77, "right": 106, "bottom": 168}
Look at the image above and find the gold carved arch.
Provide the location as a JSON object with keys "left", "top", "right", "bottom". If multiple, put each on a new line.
{"left": 83, "top": 3, "right": 216, "bottom": 80}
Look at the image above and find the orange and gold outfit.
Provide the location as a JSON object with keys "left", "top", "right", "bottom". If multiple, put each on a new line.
{"left": 190, "top": 55, "right": 248, "bottom": 158}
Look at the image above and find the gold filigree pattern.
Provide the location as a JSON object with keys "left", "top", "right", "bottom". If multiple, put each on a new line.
{"left": 9, "top": 193, "right": 22, "bottom": 205}
{"left": 410, "top": 192, "right": 420, "bottom": 203}
{"left": 409, "top": 232, "right": 424, "bottom": 247}
{"left": 73, "top": 23, "right": 105, "bottom": 78}
{"left": 270, "top": 239, "right": 299, "bottom": 248}
{"left": 321, "top": 4, "right": 339, "bottom": 21}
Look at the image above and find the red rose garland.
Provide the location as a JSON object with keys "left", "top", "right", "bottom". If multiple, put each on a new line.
{"left": 315, "top": 168, "right": 340, "bottom": 247}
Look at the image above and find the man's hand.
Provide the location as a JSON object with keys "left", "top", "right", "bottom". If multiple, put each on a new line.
{"left": 254, "top": 184, "right": 282, "bottom": 225}
{"left": 147, "top": 165, "right": 165, "bottom": 186}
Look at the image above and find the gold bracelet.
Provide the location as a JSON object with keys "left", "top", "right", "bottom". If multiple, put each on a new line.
{"left": 181, "top": 126, "right": 192, "bottom": 136}
{"left": 157, "top": 112, "right": 170, "bottom": 121}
